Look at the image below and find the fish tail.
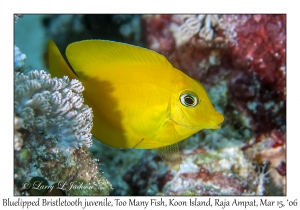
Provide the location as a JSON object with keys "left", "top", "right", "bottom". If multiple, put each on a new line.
{"left": 48, "top": 40, "right": 78, "bottom": 80}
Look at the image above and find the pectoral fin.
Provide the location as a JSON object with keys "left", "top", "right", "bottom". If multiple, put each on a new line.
{"left": 156, "top": 143, "right": 181, "bottom": 171}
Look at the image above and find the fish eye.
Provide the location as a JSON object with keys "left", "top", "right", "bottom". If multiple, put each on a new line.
{"left": 180, "top": 93, "right": 198, "bottom": 107}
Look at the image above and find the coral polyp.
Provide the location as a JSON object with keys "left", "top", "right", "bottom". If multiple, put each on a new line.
{"left": 14, "top": 70, "right": 93, "bottom": 150}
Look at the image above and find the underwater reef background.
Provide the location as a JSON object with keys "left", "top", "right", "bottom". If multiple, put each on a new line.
{"left": 14, "top": 14, "right": 286, "bottom": 195}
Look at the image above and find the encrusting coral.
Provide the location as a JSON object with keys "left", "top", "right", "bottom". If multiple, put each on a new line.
{"left": 14, "top": 25, "right": 112, "bottom": 195}
{"left": 124, "top": 136, "right": 256, "bottom": 196}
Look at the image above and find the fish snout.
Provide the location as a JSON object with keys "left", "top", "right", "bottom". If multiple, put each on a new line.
{"left": 209, "top": 112, "right": 224, "bottom": 129}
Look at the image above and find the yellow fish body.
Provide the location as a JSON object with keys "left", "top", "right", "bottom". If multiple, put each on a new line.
{"left": 48, "top": 40, "right": 224, "bottom": 170}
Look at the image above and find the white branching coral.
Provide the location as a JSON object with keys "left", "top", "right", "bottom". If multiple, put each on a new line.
{"left": 255, "top": 163, "right": 270, "bottom": 196}
{"left": 14, "top": 14, "right": 23, "bottom": 23}
{"left": 14, "top": 115, "right": 23, "bottom": 151}
{"left": 198, "top": 14, "right": 219, "bottom": 41}
{"left": 14, "top": 70, "right": 93, "bottom": 150}
{"left": 14, "top": 45, "right": 26, "bottom": 71}
{"left": 170, "top": 14, "right": 220, "bottom": 47}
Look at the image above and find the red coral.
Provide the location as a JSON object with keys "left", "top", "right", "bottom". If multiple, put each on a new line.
{"left": 142, "top": 15, "right": 227, "bottom": 84}
{"left": 270, "top": 131, "right": 285, "bottom": 148}
{"left": 277, "top": 161, "right": 286, "bottom": 176}
{"left": 142, "top": 15, "right": 175, "bottom": 56}
{"left": 222, "top": 15, "right": 286, "bottom": 134}
{"left": 224, "top": 14, "right": 286, "bottom": 100}
{"left": 142, "top": 15, "right": 285, "bottom": 97}
{"left": 209, "top": 172, "right": 247, "bottom": 194}
{"left": 243, "top": 130, "right": 286, "bottom": 171}
{"left": 180, "top": 166, "right": 247, "bottom": 195}
{"left": 252, "top": 130, "right": 285, "bottom": 148}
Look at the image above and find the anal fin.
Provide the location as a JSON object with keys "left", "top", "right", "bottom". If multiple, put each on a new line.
{"left": 156, "top": 143, "right": 181, "bottom": 171}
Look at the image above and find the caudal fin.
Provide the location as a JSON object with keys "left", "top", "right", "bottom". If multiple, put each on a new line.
{"left": 48, "top": 40, "right": 78, "bottom": 80}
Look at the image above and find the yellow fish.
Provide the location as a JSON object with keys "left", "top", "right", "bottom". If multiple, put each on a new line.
{"left": 48, "top": 40, "right": 224, "bottom": 170}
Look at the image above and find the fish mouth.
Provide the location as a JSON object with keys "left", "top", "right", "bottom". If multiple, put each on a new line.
{"left": 212, "top": 113, "right": 224, "bottom": 129}
{"left": 215, "top": 123, "right": 222, "bottom": 129}
{"left": 170, "top": 112, "right": 224, "bottom": 130}
{"left": 208, "top": 123, "right": 222, "bottom": 129}
{"left": 208, "top": 114, "right": 224, "bottom": 129}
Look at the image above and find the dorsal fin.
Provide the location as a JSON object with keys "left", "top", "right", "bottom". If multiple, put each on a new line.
{"left": 156, "top": 143, "right": 181, "bottom": 171}
{"left": 48, "top": 40, "right": 78, "bottom": 80}
{"left": 65, "top": 40, "right": 173, "bottom": 79}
